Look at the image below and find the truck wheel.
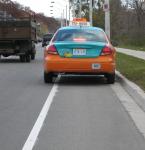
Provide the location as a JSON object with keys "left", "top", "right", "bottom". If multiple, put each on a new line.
{"left": 25, "top": 54, "right": 31, "bottom": 62}
{"left": 44, "top": 72, "right": 53, "bottom": 83}
{"left": 20, "top": 55, "right": 26, "bottom": 62}
{"left": 31, "top": 53, "right": 35, "bottom": 60}
{"left": 105, "top": 73, "right": 115, "bottom": 84}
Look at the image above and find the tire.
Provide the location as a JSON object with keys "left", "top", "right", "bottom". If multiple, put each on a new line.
{"left": 20, "top": 55, "right": 26, "bottom": 62}
{"left": 25, "top": 54, "right": 31, "bottom": 62}
{"left": 31, "top": 53, "right": 35, "bottom": 60}
{"left": 106, "top": 73, "right": 115, "bottom": 84}
{"left": 44, "top": 72, "right": 53, "bottom": 83}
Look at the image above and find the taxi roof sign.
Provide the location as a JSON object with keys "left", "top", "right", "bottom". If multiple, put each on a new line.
{"left": 73, "top": 18, "right": 87, "bottom": 22}
{"left": 70, "top": 18, "right": 91, "bottom": 27}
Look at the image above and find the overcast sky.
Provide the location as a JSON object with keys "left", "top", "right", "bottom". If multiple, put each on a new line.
{"left": 12, "top": 0, "right": 69, "bottom": 18}
{"left": 12, "top": 0, "right": 126, "bottom": 19}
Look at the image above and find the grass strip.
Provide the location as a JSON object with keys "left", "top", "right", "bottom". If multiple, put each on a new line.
{"left": 116, "top": 52, "right": 145, "bottom": 91}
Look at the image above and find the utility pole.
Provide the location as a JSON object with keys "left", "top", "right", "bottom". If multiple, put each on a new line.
{"left": 80, "top": 0, "right": 82, "bottom": 18}
{"left": 62, "top": 9, "right": 64, "bottom": 27}
{"left": 66, "top": 5, "right": 67, "bottom": 26}
{"left": 61, "top": 12, "right": 63, "bottom": 27}
{"left": 68, "top": 0, "right": 71, "bottom": 23}
{"left": 72, "top": 2, "right": 75, "bottom": 18}
{"left": 104, "top": 0, "right": 110, "bottom": 39}
{"left": 89, "top": 0, "right": 93, "bottom": 26}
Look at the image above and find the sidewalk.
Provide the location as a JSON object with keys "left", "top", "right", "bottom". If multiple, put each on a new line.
{"left": 116, "top": 48, "right": 145, "bottom": 60}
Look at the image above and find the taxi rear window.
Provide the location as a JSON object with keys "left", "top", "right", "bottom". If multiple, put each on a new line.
{"left": 52, "top": 29, "right": 107, "bottom": 43}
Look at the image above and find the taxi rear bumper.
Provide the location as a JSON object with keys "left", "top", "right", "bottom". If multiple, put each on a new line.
{"left": 44, "top": 55, "right": 115, "bottom": 74}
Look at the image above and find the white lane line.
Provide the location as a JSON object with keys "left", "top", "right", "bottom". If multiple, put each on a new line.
{"left": 111, "top": 83, "right": 145, "bottom": 138}
{"left": 22, "top": 76, "right": 60, "bottom": 150}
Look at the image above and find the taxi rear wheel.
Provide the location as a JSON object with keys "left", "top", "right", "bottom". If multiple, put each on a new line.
{"left": 44, "top": 72, "right": 53, "bottom": 83}
{"left": 105, "top": 73, "right": 115, "bottom": 84}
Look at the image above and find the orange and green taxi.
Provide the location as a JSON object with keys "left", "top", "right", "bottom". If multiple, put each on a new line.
{"left": 44, "top": 26, "right": 116, "bottom": 84}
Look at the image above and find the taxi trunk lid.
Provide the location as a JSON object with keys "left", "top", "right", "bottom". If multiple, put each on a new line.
{"left": 54, "top": 42, "right": 106, "bottom": 58}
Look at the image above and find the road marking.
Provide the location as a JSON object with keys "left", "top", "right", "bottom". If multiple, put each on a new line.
{"left": 111, "top": 83, "right": 145, "bottom": 138}
{"left": 22, "top": 76, "right": 60, "bottom": 150}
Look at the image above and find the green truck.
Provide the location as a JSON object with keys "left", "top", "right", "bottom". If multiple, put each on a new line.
{"left": 0, "top": 17, "right": 36, "bottom": 62}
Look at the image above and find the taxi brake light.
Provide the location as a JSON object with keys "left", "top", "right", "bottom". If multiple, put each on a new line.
{"left": 101, "top": 46, "right": 112, "bottom": 55}
{"left": 73, "top": 38, "right": 86, "bottom": 42}
{"left": 46, "top": 45, "right": 58, "bottom": 55}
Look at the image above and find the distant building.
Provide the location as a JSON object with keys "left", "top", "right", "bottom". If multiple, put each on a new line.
{"left": 0, "top": 11, "right": 14, "bottom": 20}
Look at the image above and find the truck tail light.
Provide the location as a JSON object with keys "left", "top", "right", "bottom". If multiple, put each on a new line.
{"left": 46, "top": 44, "right": 58, "bottom": 55}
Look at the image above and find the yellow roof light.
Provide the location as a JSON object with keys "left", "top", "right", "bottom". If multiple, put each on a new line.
{"left": 72, "top": 18, "right": 87, "bottom": 22}
{"left": 70, "top": 18, "right": 91, "bottom": 27}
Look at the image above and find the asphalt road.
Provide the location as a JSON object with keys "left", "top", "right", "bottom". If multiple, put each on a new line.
{"left": 0, "top": 43, "right": 145, "bottom": 150}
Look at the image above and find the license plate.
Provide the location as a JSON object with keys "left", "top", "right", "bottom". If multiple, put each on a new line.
{"left": 73, "top": 49, "right": 86, "bottom": 56}
{"left": 92, "top": 63, "right": 101, "bottom": 69}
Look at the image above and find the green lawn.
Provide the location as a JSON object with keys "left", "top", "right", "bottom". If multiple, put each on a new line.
{"left": 116, "top": 52, "right": 145, "bottom": 91}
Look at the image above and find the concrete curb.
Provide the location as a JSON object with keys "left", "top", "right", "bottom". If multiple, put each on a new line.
{"left": 116, "top": 71, "right": 145, "bottom": 112}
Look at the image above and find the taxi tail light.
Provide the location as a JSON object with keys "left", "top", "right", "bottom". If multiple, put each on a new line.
{"left": 101, "top": 46, "right": 112, "bottom": 56}
{"left": 46, "top": 45, "right": 58, "bottom": 55}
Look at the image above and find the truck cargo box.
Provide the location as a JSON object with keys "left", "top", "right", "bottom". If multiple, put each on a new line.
{"left": 0, "top": 18, "right": 36, "bottom": 62}
{"left": 0, "top": 19, "right": 36, "bottom": 41}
